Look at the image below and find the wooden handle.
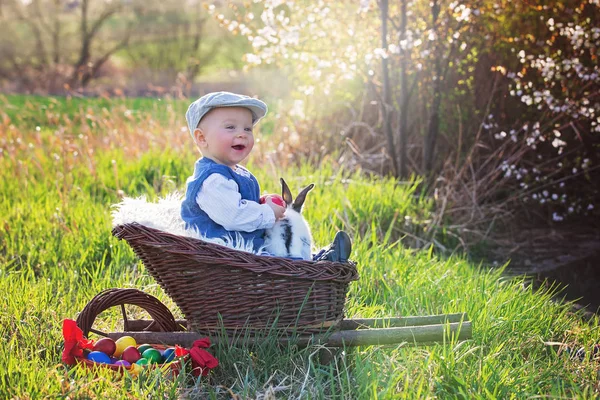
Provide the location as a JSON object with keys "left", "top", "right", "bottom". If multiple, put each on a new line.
{"left": 338, "top": 313, "right": 469, "bottom": 330}
{"left": 107, "top": 321, "right": 472, "bottom": 348}
{"left": 323, "top": 321, "right": 472, "bottom": 346}
{"left": 124, "top": 313, "right": 469, "bottom": 332}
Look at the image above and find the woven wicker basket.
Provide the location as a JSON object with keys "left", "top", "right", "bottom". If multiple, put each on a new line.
{"left": 74, "top": 288, "right": 186, "bottom": 375}
{"left": 112, "top": 223, "right": 359, "bottom": 335}
{"left": 76, "top": 288, "right": 183, "bottom": 337}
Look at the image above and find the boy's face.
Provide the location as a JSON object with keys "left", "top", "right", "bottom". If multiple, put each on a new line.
{"left": 194, "top": 107, "right": 254, "bottom": 168}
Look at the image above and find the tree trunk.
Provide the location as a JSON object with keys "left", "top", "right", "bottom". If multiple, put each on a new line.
{"left": 185, "top": 5, "right": 206, "bottom": 82}
{"left": 398, "top": 0, "right": 409, "bottom": 178}
{"left": 71, "top": 0, "right": 90, "bottom": 86}
{"left": 379, "top": 0, "right": 398, "bottom": 176}
{"left": 423, "top": 0, "right": 442, "bottom": 173}
{"left": 71, "top": 0, "right": 122, "bottom": 88}
{"left": 52, "top": 0, "right": 60, "bottom": 65}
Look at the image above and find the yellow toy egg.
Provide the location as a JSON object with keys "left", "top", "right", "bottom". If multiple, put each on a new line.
{"left": 114, "top": 336, "right": 137, "bottom": 357}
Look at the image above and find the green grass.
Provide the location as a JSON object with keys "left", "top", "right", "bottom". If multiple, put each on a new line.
{"left": 1, "top": 95, "right": 600, "bottom": 398}
{"left": 0, "top": 94, "right": 189, "bottom": 129}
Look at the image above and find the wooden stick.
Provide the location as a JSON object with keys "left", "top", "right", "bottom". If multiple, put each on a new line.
{"left": 338, "top": 313, "right": 468, "bottom": 330}
{"left": 124, "top": 313, "right": 469, "bottom": 332}
{"left": 321, "top": 322, "right": 472, "bottom": 346}
{"left": 106, "top": 321, "right": 472, "bottom": 348}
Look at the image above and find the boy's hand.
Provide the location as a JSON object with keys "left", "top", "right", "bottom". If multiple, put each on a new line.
{"left": 265, "top": 197, "right": 286, "bottom": 220}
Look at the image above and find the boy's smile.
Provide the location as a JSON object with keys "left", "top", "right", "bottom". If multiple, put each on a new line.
{"left": 194, "top": 107, "right": 255, "bottom": 168}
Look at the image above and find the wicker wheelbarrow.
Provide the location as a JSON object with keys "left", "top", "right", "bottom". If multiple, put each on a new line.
{"left": 105, "top": 223, "right": 472, "bottom": 347}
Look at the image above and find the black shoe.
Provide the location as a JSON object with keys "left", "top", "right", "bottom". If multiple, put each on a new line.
{"left": 317, "top": 231, "right": 352, "bottom": 262}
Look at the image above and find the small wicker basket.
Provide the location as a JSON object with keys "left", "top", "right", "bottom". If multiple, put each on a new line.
{"left": 112, "top": 223, "right": 359, "bottom": 336}
{"left": 74, "top": 288, "right": 187, "bottom": 374}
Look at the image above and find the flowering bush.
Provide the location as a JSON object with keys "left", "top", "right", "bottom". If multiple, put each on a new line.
{"left": 210, "top": 0, "right": 599, "bottom": 226}
{"left": 488, "top": 2, "right": 599, "bottom": 221}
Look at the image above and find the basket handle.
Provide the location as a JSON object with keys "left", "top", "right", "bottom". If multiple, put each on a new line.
{"left": 75, "top": 288, "right": 182, "bottom": 338}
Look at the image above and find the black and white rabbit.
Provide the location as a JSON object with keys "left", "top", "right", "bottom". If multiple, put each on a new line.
{"left": 264, "top": 178, "right": 314, "bottom": 260}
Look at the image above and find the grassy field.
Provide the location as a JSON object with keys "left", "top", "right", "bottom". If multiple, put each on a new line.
{"left": 1, "top": 95, "right": 600, "bottom": 398}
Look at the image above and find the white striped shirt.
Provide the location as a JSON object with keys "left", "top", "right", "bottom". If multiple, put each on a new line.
{"left": 196, "top": 173, "right": 276, "bottom": 232}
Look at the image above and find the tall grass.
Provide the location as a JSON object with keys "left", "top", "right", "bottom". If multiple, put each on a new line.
{"left": 1, "top": 95, "right": 599, "bottom": 398}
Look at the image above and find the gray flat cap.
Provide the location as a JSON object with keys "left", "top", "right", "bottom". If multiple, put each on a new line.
{"left": 186, "top": 91, "right": 268, "bottom": 137}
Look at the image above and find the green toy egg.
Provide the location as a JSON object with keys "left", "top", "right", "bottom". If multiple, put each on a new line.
{"left": 137, "top": 344, "right": 153, "bottom": 354}
{"left": 142, "top": 348, "right": 162, "bottom": 364}
{"left": 135, "top": 358, "right": 149, "bottom": 366}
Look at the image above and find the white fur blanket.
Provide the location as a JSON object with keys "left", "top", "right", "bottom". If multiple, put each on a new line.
{"left": 111, "top": 193, "right": 258, "bottom": 253}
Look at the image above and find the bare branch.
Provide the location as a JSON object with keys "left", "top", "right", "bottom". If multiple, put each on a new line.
{"left": 82, "top": 24, "right": 132, "bottom": 87}
{"left": 32, "top": 0, "right": 51, "bottom": 34}
{"left": 8, "top": 0, "right": 49, "bottom": 67}
{"left": 87, "top": 5, "right": 121, "bottom": 41}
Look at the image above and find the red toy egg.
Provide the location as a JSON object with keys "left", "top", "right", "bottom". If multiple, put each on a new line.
{"left": 121, "top": 346, "right": 142, "bottom": 364}
{"left": 259, "top": 194, "right": 285, "bottom": 207}
{"left": 92, "top": 337, "right": 117, "bottom": 357}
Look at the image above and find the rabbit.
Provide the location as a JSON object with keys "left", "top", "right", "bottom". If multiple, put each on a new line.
{"left": 263, "top": 178, "right": 315, "bottom": 260}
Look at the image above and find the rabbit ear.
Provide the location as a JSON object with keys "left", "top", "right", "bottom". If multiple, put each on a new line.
{"left": 292, "top": 183, "right": 314, "bottom": 213}
{"left": 280, "top": 178, "right": 293, "bottom": 205}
